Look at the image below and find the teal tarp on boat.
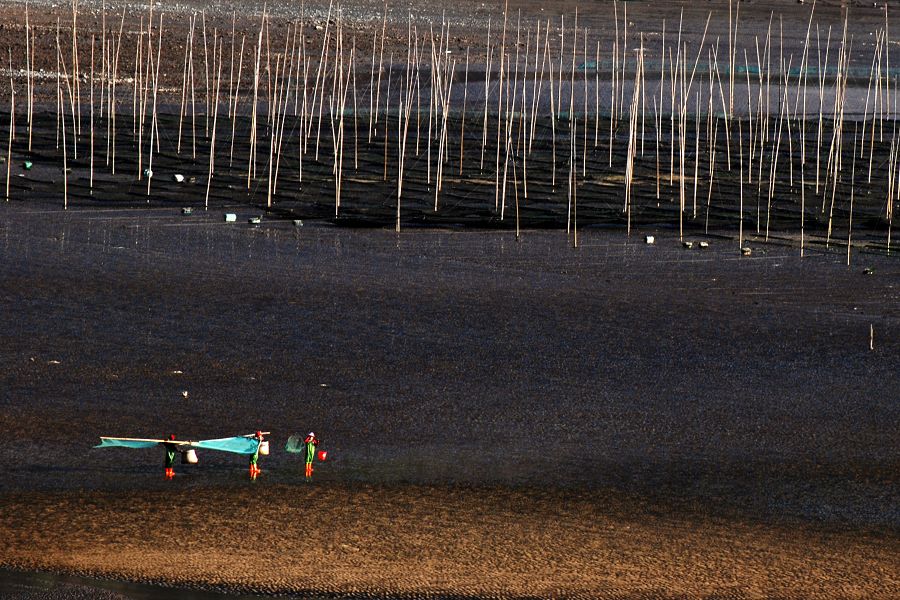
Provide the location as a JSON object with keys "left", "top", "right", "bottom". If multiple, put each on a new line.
{"left": 191, "top": 436, "right": 260, "bottom": 455}
{"left": 95, "top": 438, "right": 161, "bottom": 449}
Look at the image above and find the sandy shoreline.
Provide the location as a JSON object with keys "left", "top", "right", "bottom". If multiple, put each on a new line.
{"left": 2, "top": 484, "right": 898, "bottom": 599}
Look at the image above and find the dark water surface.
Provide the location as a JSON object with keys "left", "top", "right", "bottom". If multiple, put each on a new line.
{"left": 2, "top": 202, "right": 897, "bottom": 531}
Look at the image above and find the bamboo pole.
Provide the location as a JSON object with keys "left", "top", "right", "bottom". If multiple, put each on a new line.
{"left": 530, "top": 19, "right": 548, "bottom": 154}
{"left": 572, "top": 117, "right": 577, "bottom": 248}
{"left": 228, "top": 11, "right": 236, "bottom": 119}
{"left": 654, "top": 96, "right": 660, "bottom": 201}
{"left": 384, "top": 51, "right": 393, "bottom": 182}
{"left": 313, "top": 8, "right": 334, "bottom": 161}
{"left": 611, "top": 4, "right": 618, "bottom": 125}
{"left": 739, "top": 119, "right": 744, "bottom": 249}
{"left": 72, "top": 0, "right": 80, "bottom": 142}
{"left": 567, "top": 103, "right": 573, "bottom": 235}
{"left": 6, "top": 48, "right": 12, "bottom": 201}
{"left": 706, "top": 112, "right": 718, "bottom": 234}
{"left": 500, "top": 54, "right": 511, "bottom": 220}
{"left": 549, "top": 31, "right": 556, "bottom": 187}
{"left": 110, "top": 10, "right": 124, "bottom": 174}
{"left": 514, "top": 14, "right": 524, "bottom": 160}
{"left": 826, "top": 20, "right": 850, "bottom": 247}
{"left": 884, "top": 4, "right": 890, "bottom": 143}
{"left": 206, "top": 35, "right": 223, "bottom": 210}
{"left": 373, "top": 3, "right": 386, "bottom": 136}
{"left": 248, "top": 13, "right": 264, "bottom": 186}
{"left": 25, "top": 1, "right": 32, "bottom": 151}
{"left": 594, "top": 39, "right": 599, "bottom": 147}
{"left": 98, "top": 0, "right": 105, "bottom": 138}
{"left": 693, "top": 80, "right": 700, "bottom": 217}
{"left": 869, "top": 33, "right": 882, "bottom": 183}
{"left": 435, "top": 59, "right": 455, "bottom": 210}
{"left": 273, "top": 26, "right": 295, "bottom": 195}
{"left": 268, "top": 51, "right": 281, "bottom": 209}
{"left": 817, "top": 26, "right": 831, "bottom": 198}
{"left": 57, "top": 26, "right": 69, "bottom": 210}
{"left": 480, "top": 18, "right": 491, "bottom": 171}
{"left": 415, "top": 33, "right": 422, "bottom": 156}
{"left": 90, "top": 35, "right": 94, "bottom": 192}
{"left": 460, "top": 47, "right": 468, "bottom": 175}
{"left": 500, "top": 11, "right": 524, "bottom": 219}
{"left": 582, "top": 27, "right": 588, "bottom": 177}
{"left": 353, "top": 35, "right": 359, "bottom": 170}
{"left": 427, "top": 27, "right": 435, "bottom": 186}
{"left": 521, "top": 24, "right": 533, "bottom": 197}
{"left": 189, "top": 14, "right": 198, "bottom": 159}
{"left": 561, "top": 13, "right": 567, "bottom": 121}
{"left": 336, "top": 20, "right": 354, "bottom": 215}
{"left": 728, "top": 0, "right": 734, "bottom": 114}
{"left": 397, "top": 18, "right": 417, "bottom": 233}
{"left": 765, "top": 59, "right": 790, "bottom": 241}
{"left": 146, "top": 14, "right": 163, "bottom": 198}
{"left": 496, "top": 0, "right": 509, "bottom": 210}
{"left": 136, "top": 17, "right": 145, "bottom": 179}
{"left": 57, "top": 23, "right": 62, "bottom": 150}
{"left": 177, "top": 23, "right": 191, "bottom": 154}
{"left": 230, "top": 34, "right": 245, "bottom": 167}
{"left": 529, "top": 21, "right": 542, "bottom": 152}
{"left": 625, "top": 36, "right": 643, "bottom": 236}
{"left": 620, "top": 3, "right": 628, "bottom": 121}
{"left": 369, "top": 32, "right": 377, "bottom": 142}
{"left": 202, "top": 10, "right": 209, "bottom": 137}
{"left": 889, "top": 149, "right": 895, "bottom": 253}
{"left": 848, "top": 122, "right": 857, "bottom": 266}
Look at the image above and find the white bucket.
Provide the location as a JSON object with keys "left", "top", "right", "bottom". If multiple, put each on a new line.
{"left": 182, "top": 449, "right": 199, "bottom": 464}
{"left": 259, "top": 441, "right": 270, "bottom": 456}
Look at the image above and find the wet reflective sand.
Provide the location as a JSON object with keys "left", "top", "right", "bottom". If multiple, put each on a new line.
{"left": 0, "top": 201, "right": 897, "bottom": 597}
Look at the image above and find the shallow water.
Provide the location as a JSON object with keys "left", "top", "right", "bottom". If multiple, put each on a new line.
{"left": 1, "top": 202, "right": 898, "bottom": 531}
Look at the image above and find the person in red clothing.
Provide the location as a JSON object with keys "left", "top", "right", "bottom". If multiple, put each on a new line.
{"left": 249, "top": 430, "right": 265, "bottom": 478}
{"left": 303, "top": 432, "right": 319, "bottom": 480}
{"left": 163, "top": 434, "right": 178, "bottom": 479}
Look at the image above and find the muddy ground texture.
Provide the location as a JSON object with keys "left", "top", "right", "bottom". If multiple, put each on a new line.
{"left": 0, "top": 1, "right": 899, "bottom": 598}
{"left": 0, "top": 202, "right": 898, "bottom": 597}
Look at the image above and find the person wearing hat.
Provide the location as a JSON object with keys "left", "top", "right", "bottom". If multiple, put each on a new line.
{"left": 163, "top": 434, "right": 178, "bottom": 479}
{"left": 249, "top": 430, "right": 265, "bottom": 477}
{"left": 303, "top": 432, "right": 319, "bottom": 480}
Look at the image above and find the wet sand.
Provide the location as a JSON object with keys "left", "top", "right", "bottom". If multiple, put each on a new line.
{"left": 0, "top": 202, "right": 898, "bottom": 597}
{"left": 2, "top": 485, "right": 898, "bottom": 598}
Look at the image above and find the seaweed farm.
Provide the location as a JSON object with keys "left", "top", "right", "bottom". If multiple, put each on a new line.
{"left": 1, "top": 0, "right": 898, "bottom": 256}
